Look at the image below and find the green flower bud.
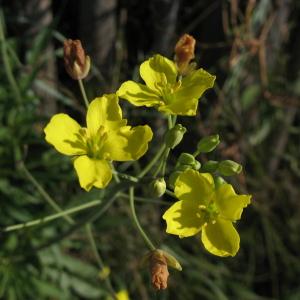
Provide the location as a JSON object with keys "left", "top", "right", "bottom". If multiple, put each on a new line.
{"left": 192, "top": 160, "right": 201, "bottom": 170}
{"left": 168, "top": 171, "right": 182, "bottom": 188}
{"left": 178, "top": 153, "right": 195, "bottom": 165}
{"left": 214, "top": 176, "right": 227, "bottom": 188}
{"left": 149, "top": 178, "right": 166, "bottom": 197}
{"left": 218, "top": 160, "right": 242, "bottom": 176}
{"left": 176, "top": 164, "right": 191, "bottom": 172}
{"left": 165, "top": 124, "right": 187, "bottom": 149}
{"left": 201, "top": 160, "right": 219, "bottom": 172}
{"left": 197, "top": 134, "right": 220, "bottom": 153}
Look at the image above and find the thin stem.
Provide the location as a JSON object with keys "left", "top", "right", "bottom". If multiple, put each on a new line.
{"left": 78, "top": 79, "right": 89, "bottom": 109}
{"left": 161, "top": 149, "right": 170, "bottom": 176}
{"left": 129, "top": 187, "right": 156, "bottom": 250}
{"left": 110, "top": 163, "right": 120, "bottom": 183}
{"left": 85, "top": 224, "right": 117, "bottom": 299}
{"left": 138, "top": 144, "right": 166, "bottom": 178}
{"left": 19, "top": 162, "right": 74, "bottom": 224}
{"left": 2, "top": 200, "right": 102, "bottom": 233}
{"left": 115, "top": 172, "right": 138, "bottom": 182}
{"left": 0, "top": 10, "right": 22, "bottom": 105}
{"left": 165, "top": 189, "right": 176, "bottom": 198}
{"left": 168, "top": 115, "right": 173, "bottom": 129}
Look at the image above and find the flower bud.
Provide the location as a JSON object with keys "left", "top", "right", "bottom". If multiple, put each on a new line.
{"left": 201, "top": 160, "right": 219, "bottom": 172}
{"left": 175, "top": 34, "right": 196, "bottom": 75}
{"left": 214, "top": 176, "right": 227, "bottom": 188}
{"left": 63, "top": 39, "right": 90, "bottom": 80}
{"left": 193, "top": 160, "right": 201, "bottom": 170}
{"left": 149, "top": 178, "right": 166, "bottom": 197}
{"left": 176, "top": 164, "right": 191, "bottom": 172}
{"left": 178, "top": 153, "right": 195, "bottom": 165}
{"left": 218, "top": 160, "right": 242, "bottom": 176}
{"left": 197, "top": 134, "right": 220, "bottom": 153}
{"left": 165, "top": 124, "right": 186, "bottom": 149}
{"left": 168, "top": 171, "right": 181, "bottom": 188}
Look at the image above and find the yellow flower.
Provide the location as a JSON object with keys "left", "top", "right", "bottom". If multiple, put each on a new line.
{"left": 163, "top": 169, "right": 251, "bottom": 257}
{"left": 117, "top": 54, "right": 215, "bottom": 116}
{"left": 44, "top": 94, "right": 153, "bottom": 191}
{"left": 116, "top": 290, "right": 130, "bottom": 300}
{"left": 106, "top": 290, "right": 130, "bottom": 300}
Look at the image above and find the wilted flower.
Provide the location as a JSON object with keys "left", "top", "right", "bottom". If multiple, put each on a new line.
{"left": 174, "top": 33, "right": 196, "bottom": 75}
{"left": 63, "top": 39, "right": 90, "bottom": 80}
{"left": 163, "top": 169, "right": 251, "bottom": 257}
{"left": 44, "top": 94, "right": 152, "bottom": 191}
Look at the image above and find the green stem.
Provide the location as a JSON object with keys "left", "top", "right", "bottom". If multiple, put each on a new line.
{"left": 78, "top": 79, "right": 89, "bottom": 109}
{"left": 85, "top": 224, "right": 117, "bottom": 299}
{"left": 165, "top": 189, "right": 176, "bottom": 198}
{"left": 129, "top": 187, "right": 156, "bottom": 250}
{"left": 168, "top": 115, "right": 173, "bottom": 128}
{"left": 2, "top": 200, "right": 102, "bottom": 233}
{"left": 0, "top": 10, "right": 22, "bottom": 105}
{"left": 115, "top": 172, "right": 138, "bottom": 182}
{"left": 19, "top": 162, "right": 74, "bottom": 224}
{"left": 138, "top": 144, "right": 166, "bottom": 178}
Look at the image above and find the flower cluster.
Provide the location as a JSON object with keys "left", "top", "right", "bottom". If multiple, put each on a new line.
{"left": 43, "top": 34, "right": 251, "bottom": 290}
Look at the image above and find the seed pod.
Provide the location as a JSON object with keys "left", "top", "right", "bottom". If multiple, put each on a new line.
{"left": 63, "top": 39, "right": 90, "bottom": 80}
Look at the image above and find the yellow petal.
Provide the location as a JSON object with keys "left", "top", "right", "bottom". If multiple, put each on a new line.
{"left": 174, "top": 169, "right": 214, "bottom": 205}
{"left": 140, "top": 54, "right": 177, "bottom": 91}
{"left": 101, "top": 125, "right": 153, "bottom": 161}
{"left": 216, "top": 184, "right": 251, "bottom": 221}
{"left": 163, "top": 200, "right": 205, "bottom": 238}
{"left": 117, "top": 81, "right": 161, "bottom": 107}
{"left": 73, "top": 156, "right": 112, "bottom": 191}
{"left": 44, "top": 113, "right": 85, "bottom": 156}
{"left": 158, "top": 97, "right": 198, "bottom": 116}
{"left": 201, "top": 218, "right": 240, "bottom": 257}
{"left": 86, "top": 94, "right": 125, "bottom": 135}
{"left": 175, "top": 68, "right": 216, "bottom": 100}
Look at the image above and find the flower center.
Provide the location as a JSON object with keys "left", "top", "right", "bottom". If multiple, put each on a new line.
{"left": 75, "top": 126, "right": 109, "bottom": 159}
{"left": 154, "top": 75, "right": 182, "bottom": 105}
{"left": 198, "top": 202, "right": 219, "bottom": 224}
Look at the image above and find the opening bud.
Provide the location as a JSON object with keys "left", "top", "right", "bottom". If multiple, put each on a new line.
{"left": 175, "top": 34, "right": 196, "bottom": 76}
{"left": 218, "top": 160, "right": 242, "bottom": 176}
{"left": 149, "top": 178, "right": 166, "bottom": 198}
{"left": 165, "top": 124, "right": 186, "bottom": 149}
{"left": 197, "top": 134, "right": 220, "bottom": 153}
{"left": 63, "top": 39, "right": 90, "bottom": 80}
{"left": 201, "top": 160, "right": 219, "bottom": 172}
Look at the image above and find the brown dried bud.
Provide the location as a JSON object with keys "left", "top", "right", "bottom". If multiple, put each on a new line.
{"left": 63, "top": 39, "right": 90, "bottom": 80}
{"left": 174, "top": 34, "right": 196, "bottom": 75}
{"left": 150, "top": 250, "right": 169, "bottom": 290}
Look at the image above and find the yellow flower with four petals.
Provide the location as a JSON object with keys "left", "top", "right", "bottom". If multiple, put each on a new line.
{"left": 163, "top": 169, "right": 251, "bottom": 257}
{"left": 44, "top": 94, "right": 153, "bottom": 191}
{"left": 117, "top": 54, "right": 216, "bottom": 116}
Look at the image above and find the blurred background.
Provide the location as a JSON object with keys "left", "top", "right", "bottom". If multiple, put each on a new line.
{"left": 0, "top": 0, "right": 300, "bottom": 299}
